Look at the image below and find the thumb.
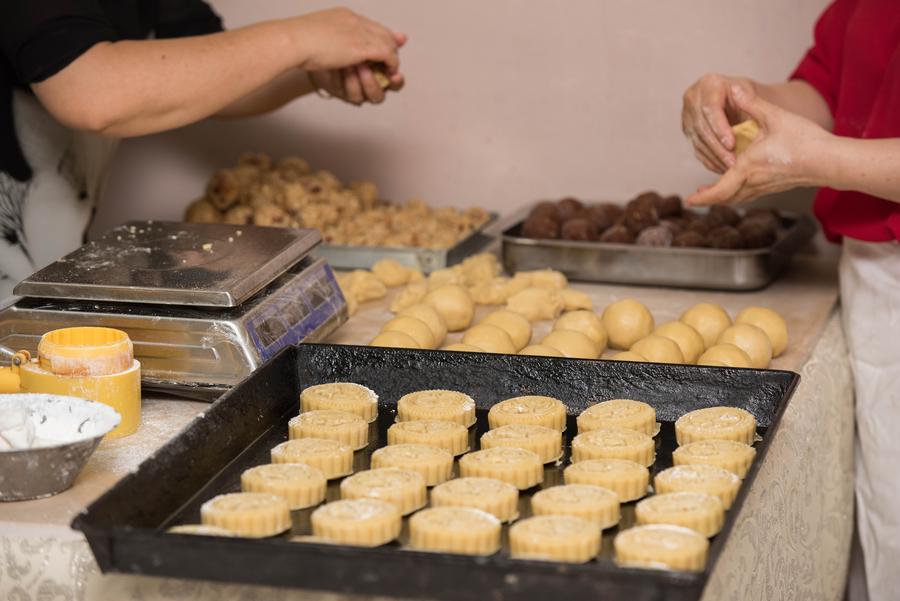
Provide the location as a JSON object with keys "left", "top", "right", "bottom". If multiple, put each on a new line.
{"left": 729, "top": 83, "right": 774, "bottom": 129}
{"left": 685, "top": 169, "right": 746, "bottom": 207}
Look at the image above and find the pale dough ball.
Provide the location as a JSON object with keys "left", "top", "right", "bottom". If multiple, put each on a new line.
{"left": 398, "top": 304, "right": 448, "bottom": 346}
{"left": 425, "top": 285, "right": 475, "bottom": 332}
{"left": 506, "top": 288, "right": 565, "bottom": 322}
{"left": 697, "top": 344, "right": 752, "bottom": 368}
{"left": 680, "top": 303, "right": 732, "bottom": 349}
{"left": 541, "top": 330, "right": 600, "bottom": 359}
{"left": 441, "top": 343, "right": 483, "bottom": 352}
{"left": 602, "top": 299, "right": 655, "bottom": 350}
{"left": 390, "top": 283, "right": 428, "bottom": 312}
{"left": 553, "top": 311, "right": 607, "bottom": 352}
{"left": 370, "top": 331, "right": 420, "bottom": 349}
{"left": 372, "top": 259, "right": 412, "bottom": 287}
{"left": 520, "top": 344, "right": 564, "bottom": 357}
{"left": 610, "top": 351, "right": 646, "bottom": 362}
{"left": 560, "top": 288, "right": 594, "bottom": 311}
{"left": 382, "top": 316, "right": 437, "bottom": 350}
{"left": 479, "top": 310, "right": 533, "bottom": 351}
{"left": 339, "top": 270, "right": 387, "bottom": 303}
{"left": 427, "top": 267, "right": 464, "bottom": 290}
{"left": 736, "top": 307, "right": 788, "bottom": 357}
{"left": 462, "top": 324, "right": 516, "bottom": 354}
{"left": 630, "top": 335, "right": 685, "bottom": 364}
{"left": 717, "top": 324, "right": 772, "bottom": 369}
{"left": 521, "top": 269, "right": 568, "bottom": 289}
{"left": 460, "top": 253, "right": 501, "bottom": 286}
{"left": 468, "top": 278, "right": 514, "bottom": 306}
{"left": 654, "top": 321, "right": 705, "bottom": 364}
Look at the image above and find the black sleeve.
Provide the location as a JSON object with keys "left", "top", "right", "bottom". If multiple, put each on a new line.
{"left": 0, "top": 0, "right": 119, "bottom": 84}
{"left": 154, "top": 0, "right": 224, "bottom": 38}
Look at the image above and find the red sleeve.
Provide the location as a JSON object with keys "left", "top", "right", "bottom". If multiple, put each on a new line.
{"left": 790, "top": 0, "right": 857, "bottom": 114}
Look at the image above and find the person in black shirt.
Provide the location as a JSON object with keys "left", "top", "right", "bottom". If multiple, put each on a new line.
{"left": 0, "top": 1, "right": 406, "bottom": 298}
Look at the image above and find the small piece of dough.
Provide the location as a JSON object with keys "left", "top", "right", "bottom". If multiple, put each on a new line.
{"left": 636, "top": 492, "right": 725, "bottom": 537}
{"left": 577, "top": 399, "right": 656, "bottom": 436}
{"left": 602, "top": 299, "right": 655, "bottom": 350}
{"left": 510, "top": 515, "right": 601, "bottom": 563}
{"left": 399, "top": 303, "right": 448, "bottom": 345}
{"left": 372, "top": 259, "right": 412, "bottom": 287}
{"left": 654, "top": 321, "right": 705, "bottom": 364}
{"left": 610, "top": 351, "right": 646, "bottom": 362}
{"left": 488, "top": 395, "right": 567, "bottom": 431}
{"left": 339, "top": 270, "right": 387, "bottom": 303}
{"left": 289, "top": 410, "right": 368, "bottom": 450}
{"left": 340, "top": 467, "right": 427, "bottom": 515}
{"left": 271, "top": 438, "right": 354, "bottom": 479}
{"left": 201, "top": 492, "right": 291, "bottom": 538}
{"left": 387, "top": 420, "right": 469, "bottom": 456}
{"left": 462, "top": 324, "right": 517, "bottom": 354}
{"left": 675, "top": 406, "right": 757, "bottom": 446}
{"left": 732, "top": 119, "right": 760, "bottom": 156}
{"left": 460, "top": 253, "right": 502, "bottom": 286}
{"left": 630, "top": 335, "right": 685, "bottom": 364}
{"left": 522, "top": 269, "right": 568, "bottom": 289}
{"left": 440, "top": 343, "right": 483, "bottom": 352}
{"left": 614, "top": 524, "right": 709, "bottom": 572}
{"left": 520, "top": 344, "right": 564, "bottom": 357}
{"left": 468, "top": 278, "right": 515, "bottom": 305}
{"left": 564, "top": 458, "right": 650, "bottom": 502}
{"left": 479, "top": 310, "right": 533, "bottom": 351}
{"left": 717, "top": 323, "right": 772, "bottom": 369}
{"left": 697, "top": 343, "right": 753, "bottom": 368}
{"left": 241, "top": 463, "right": 327, "bottom": 510}
{"left": 571, "top": 427, "right": 655, "bottom": 467}
{"left": 300, "top": 383, "right": 378, "bottom": 423}
{"left": 425, "top": 285, "right": 475, "bottom": 331}
{"left": 370, "top": 444, "right": 454, "bottom": 486}
{"left": 673, "top": 439, "right": 757, "bottom": 478}
{"left": 370, "top": 331, "right": 420, "bottom": 349}
{"left": 560, "top": 288, "right": 594, "bottom": 311}
{"left": 541, "top": 330, "right": 600, "bottom": 359}
{"left": 396, "top": 389, "right": 476, "bottom": 427}
{"left": 311, "top": 499, "right": 401, "bottom": 547}
{"left": 390, "top": 282, "right": 428, "bottom": 312}
{"left": 506, "top": 288, "right": 565, "bottom": 322}
{"left": 381, "top": 315, "right": 437, "bottom": 349}
{"left": 531, "top": 484, "right": 620, "bottom": 529}
{"left": 427, "top": 267, "right": 464, "bottom": 290}
{"left": 409, "top": 507, "right": 502, "bottom": 556}
{"left": 654, "top": 464, "right": 742, "bottom": 509}
{"left": 431, "top": 477, "right": 520, "bottom": 522}
{"left": 681, "top": 303, "right": 732, "bottom": 349}
{"left": 480, "top": 424, "right": 562, "bottom": 463}
{"left": 553, "top": 311, "right": 607, "bottom": 352}
{"left": 459, "top": 447, "right": 544, "bottom": 490}
{"left": 736, "top": 306, "right": 788, "bottom": 357}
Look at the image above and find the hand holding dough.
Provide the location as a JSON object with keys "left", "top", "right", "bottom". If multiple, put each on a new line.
{"left": 735, "top": 307, "right": 788, "bottom": 357}
{"left": 506, "top": 288, "right": 565, "bottom": 322}
{"left": 425, "top": 285, "right": 475, "bottom": 331}
{"left": 732, "top": 120, "right": 760, "bottom": 156}
{"left": 680, "top": 303, "right": 732, "bottom": 349}
{"left": 602, "top": 299, "right": 655, "bottom": 350}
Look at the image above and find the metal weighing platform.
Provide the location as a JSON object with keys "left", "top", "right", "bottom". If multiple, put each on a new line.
{"left": 0, "top": 221, "right": 347, "bottom": 399}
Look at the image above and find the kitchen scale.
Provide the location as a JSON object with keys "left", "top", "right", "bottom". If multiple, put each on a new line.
{"left": 0, "top": 221, "right": 347, "bottom": 399}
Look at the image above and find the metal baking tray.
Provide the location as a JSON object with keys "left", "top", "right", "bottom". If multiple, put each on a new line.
{"left": 315, "top": 213, "right": 498, "bottom": 273}
{"left": 73, "top": 344, "right": 798, "bottom": 601}
{"left": 498, "top": 206, "right": 817, "bottom": 290}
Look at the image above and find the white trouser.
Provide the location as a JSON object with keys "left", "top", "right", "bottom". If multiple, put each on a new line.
{"left": 840, "top": 237, "right": 900, "bottom": 601}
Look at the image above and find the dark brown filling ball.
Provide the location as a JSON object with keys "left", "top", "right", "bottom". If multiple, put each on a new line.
{"left": 529, "top": 201, "right": 561, "bottom": 222}
{"left": 561, "top": 218, "right": 599, "bottom": 241}
{"left": 672, "top": 230, "right": 708, "bottom": 248}
{"left": 599, "top": 224, "right": 635, "bottom": 244}
{"left": 738, "top": 220, "right": 778, "bottom": 248}
{"left": 706, "top": 205, "right": 741, "bottom": 228}
{"left": 745, "top": 207, "right": 782, "bottom": 221}
{"left": 740, "top": 211, "right": 782, "bottom": 232}
{"left": 585, "top": 203, "right": 624, "bottom": 232}
{"left": 623, "top": 200, "right": 659, "bottom": 234}
{"left": 659, "top": 218, "right": 686, "bottom": 235}
{"left": 655, "top": 195, "right": 684, "bottom": 219}
{"left": 557, "top": 197, "right": 586, "bottom": 221}
{"left": 687, "top": 217, "right": 713, "bottom": 235}
{"left": 521, "top": 216, "right": 560, "bottom": 239}
{"left": 707, "top": 225, "right": 745, "bottom": 249}
{"left": 630, "top": 191, "right": 663, "bottom": 206}
{"left": 635, "top": 225, "right": 674, "bottom": 247}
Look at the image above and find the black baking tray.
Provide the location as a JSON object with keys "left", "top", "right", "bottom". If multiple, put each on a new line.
{"left": 73, "top": 344, "right": 799, "bottom": 601}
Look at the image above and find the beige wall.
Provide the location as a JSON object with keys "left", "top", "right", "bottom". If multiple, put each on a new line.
{"left": 92, "top": 0, "right": 831, "bottom": 234}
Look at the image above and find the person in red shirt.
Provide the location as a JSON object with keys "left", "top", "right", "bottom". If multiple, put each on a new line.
{"left": 681, "top": 1, "right": 900, "bottom": 599}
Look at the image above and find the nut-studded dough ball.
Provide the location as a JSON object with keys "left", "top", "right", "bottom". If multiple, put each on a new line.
{"left": 425, "top": 285, "right": 475, "bottom": 332}
{"left": 735, "top": 307, "right": 788, "bottom": 357}
{"left": 399, "top": 304, "right": 448, "bottom": 346}
{"left": 185, "top": 199, "right": 221, "bottom": 223}
{"left": 223, "top": 205, "right": 254, "bottom": 225}
{"left": 553, "top": 311, "right": 607, "bottom": 353}
{"left": 479, "top": 310, "right": 532, "bottom": 351}
{"left": 680, "top": 303, "right": 732, "bottom": 349}
{"left": 602, "top": 299, "right": 655, "bottom": 350}
{"left": 697, "top": 344, "right": 752, "bottom": 368}
{"left": 382, "top": 316, "right": 437, "bottom": 350}
{"left": 654, "top": 321, "right": 705, "bottom": 364}
{"left": 541, "top": 330, "right": 600, "bottom": 359}
{"left": 717, "top": 324, "right": 772, "bottom": 369}
{"left": 253, "top": 203, "right": 292, "bottom": 227}
{"left": 206, "top": 169, "right": 240, "bottom": 210}
{"left": 630, "top": 335, "right": 685, "bottom": 364}
{"left": 370, "top": 331, "right": 420, "bottom": 349}
{"left": 462, "top": 324, "right": 517, "bottom": 354}
{"left": 520, "top": 344, "right": 564, "bottom": 357}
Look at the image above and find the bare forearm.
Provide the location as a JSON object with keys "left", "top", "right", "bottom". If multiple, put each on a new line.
{"left": 816, "top": 136, "right": 900, "bottom": 203}
{"left": 215, "top": 69, "right": 315, "bottom": 119}
{"left": 752, "top": 80, "right": 834, "bottom": 130}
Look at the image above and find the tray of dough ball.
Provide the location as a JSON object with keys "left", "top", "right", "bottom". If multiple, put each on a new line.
{"left": 500, "top": 193, "right": 816, "bottom": 290}
{"left": 73, "top": 343, "right": 798, "bottom": 601}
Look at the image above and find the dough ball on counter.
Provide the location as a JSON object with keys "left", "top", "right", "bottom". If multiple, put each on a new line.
{"left": 390, "top": 282, "right": 428, "bottom": 312}
{"left": 680, "top": 303, "right": 732, "bottom": 349}
{"left": 428, "top": 267, "right": 464, "bottom": 290}
{"left": 462, "top": 324, "right": 517, "bottom": 354}
{"left": 707, "top": 226, "right": 744, "bottom": 250}
{"left": 735, "top": 307, "right": 788, "bottom": 357}
{"left": 630, "top": 335, "right": 685, "bottom": 364}
{"left": 585, "top": 204, "right": 623, "bottom": 232}
{"left": 506, "top": 288, "right": 565, "bottom": 322}
{"left": 520, "top": 344, "right": 564, "bottom": 357}
{"left": 697, "top": 344, "right": 752, "bottom": 368}
{"left": 399, "top": 304, "right": 448, "bottom": 346}
{"left": 717, "top": 324, "right": 772, "bottom": 369}
{"left": 521, "top": 216, "right": 560, "bottom": 239}
{"left": 635, "top": 226, "right": 674, "bottom": 247}
{"left": 339, "top": 270, "right": 388, "bottom": 303}
{"left": 382, "top": 316, "right": 437, "bottom": 350}
{"left": 541, "top": 330, "right": 600, "bottom": 359}
{"left": 706, "top": 205, "right": 741, "bottom": 228}
{"left": 468, "top": 278, "right": 514, "bottom": 306}
{"left": 185, "top": 199, "right": 222, "bottom": 223}
{"left": 654, "top": 321, "right": 705, "bottom": 364}
{"left": 441, "top": 343, "right": 483, "bottom": 352}
{"left": 521, "top": 269, "right": 568, "bottom": 290}
{"left": 557, "top": 197, "right": 586, "bottom": 221}
{"left": 561, "top": 218, "right": 599, "bottom": 241}
{"left": 372, "top": 259, "right": 414, "bottom": 287}
{"left": 480, "top": 310, "right": 533, "bottom": 351}
{"left": 672, "top": 231, "right": 708, "bottom": 248}
{"left": 599, "top": 224, "right": 635, "bottom": 244}
{"left": 460, "top": 254, "right": 502, "bottom": 286}
{"left": 554, "top": 310, "right": 607, "bottom": 352}
{"left": 370, "top": 331, "right": 420, "bottom": 349}
{"left": 602, "top": 299, "right": 655, "bottom": 350}
{"left": 425, "top": 285, "right": 475, "bottom": 332}
{"left": 560, "top": 288, "right": 594, "bottom": 312}
{"left": 610, "top": 351, "right": 646, "bottom": 362}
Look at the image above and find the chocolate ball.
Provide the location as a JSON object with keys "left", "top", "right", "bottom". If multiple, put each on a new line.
{"left": 655, "top": 195, "right": 684, "bottom": 219}
{"left": 707, "top": 225, "right": 745, "bottom": 249}
{"left": 623, "top": 197, "right": 659, "bottom": 234}
{"left": 745, "top": 207, "right": 782, "bottom": 221}
{"left": 585, "top": 203, "right": 624, "bottom": 232}
{"left": 530, "top": 201, "right": 561, "bottom": 222}
{"left": 687, "top": 217, "right": 713, "bottom": 235}
{"left": 557, "top": 197, "right": 585, "bottom": 221}
{"left": 738, "top": 220, "right": 778, "bottom": 248}
{"left": 631, "top": 191, "right": 663, "bottom": 206}
{"left": 707, "top": 205, "right": 741, "bottom": 228}
{"left": 659, "top": 218, "right": 686, "bottom": 236}
{"left": 635, "top": 225, "right": 674, "bottom": 247}
{"left": 740, "top": 212, "right": 781, "bottom": 232}
{"left": 599, "top": 224, "right": 635, "bottom": 244}
{"left": 672, "top": 230, "right": 708, "bottom": 248}
{"left": 521, "top": 216, "right": 560, "bottom": 239}
{"left": 561, "top": 218, "right": 599, "bottom": 241}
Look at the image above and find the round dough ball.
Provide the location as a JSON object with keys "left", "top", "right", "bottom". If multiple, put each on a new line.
{"left": 541, "top": 330, "right": 600, "bottom": 359}
{"left": 654, "top": 321, "right": 705, "bottom": 364}
{"left": 520, "top": 345, "right": 564, "bottom": 357}
{"left": 382, "top": 316, "right": 437, "bottom": 350}
{"left": 697, "top": 344, "right": 752, "bottom": 368}
{"left": 425, "top": 285, "right": 475, "bottom": 332}
{"left": 370, "top": 331, "right": 420, "bottom": 349}
{"left": 185, "top": 199, "right": 221, "bottom": 223}
{"left": 717, "top": 324, "right": 772, "bottom": 369}
{"left": 372, "top": 259, "right": 412, "bottom": 287}
{"left": 506, "top": 288, "right": 565, "bottom": 322}
{"left": 553, "top": 311, "right": 607, "bottom": 352}
{"left": 441, "top": 343, "right": 483, "bottom": 352}
{"left": 680, "top": 303, "right": 732, "bottom": 349}
{"left": 630, "top": 335, "right": 685, "bottom": 364}
{"left": 601, "top": 299, "right": 655, "bottom": 350}
{"left": 462, "top": 324, "right": 517, "bottom": 354}
{"left": 399, "top": 303, "right": 448, "bottom": 346}
{"left": 479, "top": 310, "right": 533, "bottom": 351}
{"left": 610, "top": 351, "right": 646, "bottom": 362}
{"left": 736, "top": 307, "right": 788, "bottom": 357}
